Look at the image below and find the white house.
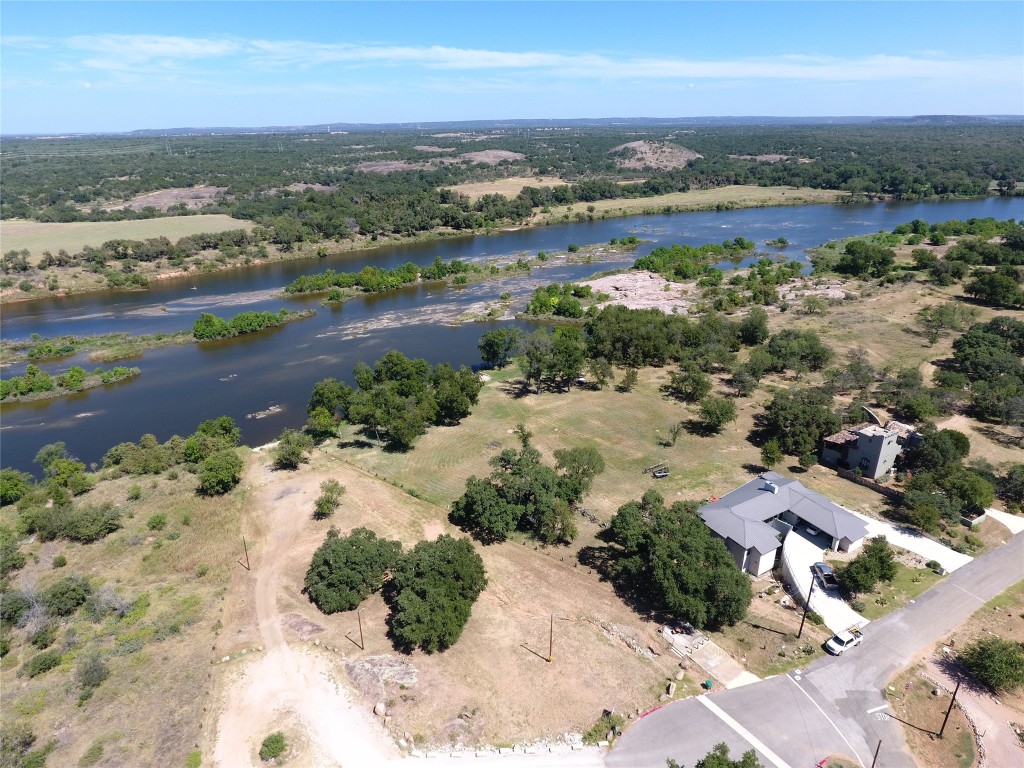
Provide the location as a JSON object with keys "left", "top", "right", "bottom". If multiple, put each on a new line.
{"left": 698, "top": 472, "right": 869, "bottom": 577}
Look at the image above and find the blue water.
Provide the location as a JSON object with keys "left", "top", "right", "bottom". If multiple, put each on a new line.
{"left": 2, "top": 196, "right": 1020, "bottom": 473}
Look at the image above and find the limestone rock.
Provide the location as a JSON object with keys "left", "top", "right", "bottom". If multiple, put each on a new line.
{"left": 374, "top": 702, "right": 387, "bottom": 716}
{"left": 674, "top": 670, "right": 686, "bottom": 680}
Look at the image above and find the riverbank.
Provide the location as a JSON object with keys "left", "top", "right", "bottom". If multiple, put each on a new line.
{"left": 0, "top": 185, "right": 847, "bottom": 305}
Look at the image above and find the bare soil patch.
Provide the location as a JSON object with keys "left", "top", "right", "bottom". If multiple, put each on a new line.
{"left": 113, "top": 185, "right": 227, "bottom": 212}
{"left": 581, "top": 271, "right": 699, "bottom": 313}
{"left": 459, "top": 150, "right": 526, "bottom": 165}
{"left": 888, "top": 665, "right": 977, "bottom": 768}
{"left": 413, "top": 145, "right": 456, "bottom": 153}
{"left": 608, "top": 141, "right": 702, "bottom": 170}
{"left": 446, "top": 175, "right": 565, "bottom": 200}
{"left": 729, "top": 154, "right": 791, "bottom": 163}
{"left": 356, "top": 160, "right": 431, "bottom": 174}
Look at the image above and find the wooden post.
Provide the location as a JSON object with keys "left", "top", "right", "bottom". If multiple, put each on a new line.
{"left": 870, "top": 739, "right": 882, "bottom": 768}
{"left": 358, "top": 610, "right": 364, "bottom": 651}
{"left": 238, "top": 536, "right": 250, "bottom": 571}
{"left": 938, "top": 680, "right": 961, "bottom": 739}
{"left": 548, "top": 613, "right": 554, "bottom": 663}
{"left": 797, "top": 574, "right": 816, "bottom": 639}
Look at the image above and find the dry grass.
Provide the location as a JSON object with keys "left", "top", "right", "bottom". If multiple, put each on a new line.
{"left": 0, "top": 459, "right": 250, "bottom": 768}
{"left": 888, "top": 665, "right": 977, "bottom": 768}
{"left": 218, "top": 450, "right": 681, "bottom": 749}
{"left": 0, "top": 215, "right": 253, "bottom": 262}
{"left": 712, "top": 594, "right": 832, "bottom": 677}
{"left": 445, "top": 176, "right": 564, "bottom": 200}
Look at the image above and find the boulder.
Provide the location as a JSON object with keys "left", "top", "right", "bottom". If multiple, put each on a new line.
{"left": 674, "top": 670, "right": 686, "bottom": 681}
{"left": 374, "top": 702, "right": 387, "bottom": 716}
{"left": 667, "top": 682, "right": 676, "bottom": 697}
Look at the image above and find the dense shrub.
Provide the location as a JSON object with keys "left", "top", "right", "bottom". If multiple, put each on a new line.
{"left": 41, "top": 575, "right": 92, "bottom": 617}
{"left": 259, "top": 731, "right": 288, "bottom": 760}
{"left": 197, "top": 449, "right": 243, "bottom": 496}
{"left": 24, "top": 649, "right": 63, "bottom": 677}
{"left": 958, "top": 637, "right": 1024, "bottom": 693}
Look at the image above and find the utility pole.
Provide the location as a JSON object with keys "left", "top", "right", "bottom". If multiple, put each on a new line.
{"left": 939, "top": 680, "right": 961, "bottom": 738}
{"left": 548, "top": 614, "right": 554, "bottom": 663}
{"left": 870, "top": 740, "right": 882, "bottom": 768}
{"left": 797, "top": 573, "right": 817, "bottom": 639}
{"left": 357, "top": 610, "right": 364, "bottom": 650}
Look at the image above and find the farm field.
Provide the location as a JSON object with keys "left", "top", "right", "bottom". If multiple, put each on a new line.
{"left": 1, "top": 215, "right": 253, "bottom": 261}
{"left": 445, "top": 175, "right": 565, "bottom": 199}
{"left": 533, "top": 185, "right": 847, "bottom": 224}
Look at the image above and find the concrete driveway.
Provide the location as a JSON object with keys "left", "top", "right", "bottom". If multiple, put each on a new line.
{"left": 848, "top": 510, "right": 973, "bottom": 572}
{"left": 782, "top": 528, "right": 867, "bottom": 633}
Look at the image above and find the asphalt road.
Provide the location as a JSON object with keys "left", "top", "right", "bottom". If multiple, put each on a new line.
{"left": 607, "top": 530, "right": 1024, "bottom": 768}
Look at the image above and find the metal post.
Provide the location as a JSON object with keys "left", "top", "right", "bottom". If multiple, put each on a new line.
{"left": 870, "top": 739, "right": 882, "bottom": 768}
{"left": 939, "top": 681, "right": 961, "bottom": 738}
{"left": 548, "top": 614, "right": 554, "bottom": 663}
{"left": 798, "top": 574, "right": 817, "bottom": 639}
{"left": 358, "top": 610, "right": 364, "bottom": 650}
{"left": 238, "top": 536, "right": 250, "bottom": 571}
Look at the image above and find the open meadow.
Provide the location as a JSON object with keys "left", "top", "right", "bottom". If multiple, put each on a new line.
{"left": 1, "top": 215, "right": 253, "bottom": 262}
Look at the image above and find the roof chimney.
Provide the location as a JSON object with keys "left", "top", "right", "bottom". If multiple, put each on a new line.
{"left": 763, "top": 480, "right": 778, "bottom": 495}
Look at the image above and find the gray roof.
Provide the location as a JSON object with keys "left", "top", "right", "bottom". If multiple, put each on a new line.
{"left": 700, "top": 508, "right": 781, "bottom": 555}
{"left": 699, "top": 471, "right": 868, "bottom": 548}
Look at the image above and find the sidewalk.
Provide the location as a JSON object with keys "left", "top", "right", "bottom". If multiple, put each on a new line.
{"left": 689, "top": 641, "right": 761, "bottom": 689}
{"left": 986, "top": 508, "right": 1024, "bottom": 535}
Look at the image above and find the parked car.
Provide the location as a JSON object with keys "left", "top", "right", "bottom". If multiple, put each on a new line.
{"left": 825, "top": 628, "right": 863, "bottom": 655}
{"left": 812, "top": 562, "right": 839, "bottom": 590}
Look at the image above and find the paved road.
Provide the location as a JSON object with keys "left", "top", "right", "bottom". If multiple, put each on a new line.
{"left": 607, "top": 531, "right": 1024, "bottom": 768}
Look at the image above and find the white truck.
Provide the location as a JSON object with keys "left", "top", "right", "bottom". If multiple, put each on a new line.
{"left": 825, "top": 628, "right": 864, "bottom": 656}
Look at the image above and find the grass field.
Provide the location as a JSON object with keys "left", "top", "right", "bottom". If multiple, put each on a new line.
{"left": 446, "top": 175, "right": 565, "bottom": 200}
{"left": 533, "top": 185, "right": 847, "bottom": 224}
{"left": 1, "top": 215, "right": 253, "bottom": 261}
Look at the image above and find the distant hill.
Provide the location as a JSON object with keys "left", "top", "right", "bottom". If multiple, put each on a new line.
{"left": 6, "top": 115, "right": 1020, "bottom": 139}
{"left": 871, "top": 115, "right": 1024, "bottom": 125}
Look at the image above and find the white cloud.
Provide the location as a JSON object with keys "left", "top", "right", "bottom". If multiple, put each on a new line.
{"left": 3, "top": 33, "right": 1020, "bottom": 88}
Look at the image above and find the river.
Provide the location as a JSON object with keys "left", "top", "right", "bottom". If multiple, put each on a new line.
{"left": 2, "top": 196, "right": 1021, "bottom": 474}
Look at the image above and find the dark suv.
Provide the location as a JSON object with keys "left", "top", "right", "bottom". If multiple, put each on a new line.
{"left": 813, "top": 562, "right": 839, "bottom": 589}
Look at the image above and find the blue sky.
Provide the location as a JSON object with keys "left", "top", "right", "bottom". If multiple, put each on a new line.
{"left": 2, "top": 1, "right": 1022, "bottom": 133}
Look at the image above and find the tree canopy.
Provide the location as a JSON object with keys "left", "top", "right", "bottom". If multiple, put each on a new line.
{"left": 304, "top": 527, "right": 402, "bottom": 614}
{"left": 386, "top": 535, "right": 487, "bottom": 653}
{"left": 607, "top": 492, "right": 752, "bottom": 629}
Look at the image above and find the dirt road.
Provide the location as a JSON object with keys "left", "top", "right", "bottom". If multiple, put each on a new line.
{"left": 211, "top": 460, "right": 399, "bottom": 768}
{"left": 210, "top": 456, "right": 606, "bottom": 767}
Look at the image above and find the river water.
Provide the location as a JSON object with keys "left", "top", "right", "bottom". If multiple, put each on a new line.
{"left": 2, "top": 197, "right": 1021, "bottom": 473}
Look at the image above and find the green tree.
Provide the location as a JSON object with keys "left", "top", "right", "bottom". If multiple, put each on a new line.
{"left": 668, "top": 362, "right": 712, "bottom": 403}
{"left": 839, "top": 536, "right": 897, "bottom": 594}
{"left": 618, "top": 368, "right": 639, "bottom": 392}
{"left": 197, "top": 449, "right": 243, "bottom": 496}
{"left": 609, "top": 494, "right": 752, "bottom": 629}
{"left": 738, "top": 307, "right": 769, "bottom": 346}
{"left": 273, "top": 428, "right": 314, "bottom": 470}
{"left": 668, "top": 742, "right": 763, "bottom": 768}
{"left": 760, "top": 440, "right": 783, "bottom": 470}
{"left": 698, "top": 396, "right": 738, "bottom": 433}
{"left": 387, "top": 535, "right": 487, "bottom": 653}
{"left": 304, "top": 527, "right": 402, "bottom": 614}
{"left": 958, "top": 636, "right": 1024, "bottom": 694}
{"left": 0, "top": 469, "right": 31, "bottom": 506}
{"left": 762, "top": 387, "right": 840, "bottom": 456}
{"left": 192, "top": 313, "right": 231, "bottom": 341}
{"left": 477, "top": 327, "right": 522, "bottom": 369}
